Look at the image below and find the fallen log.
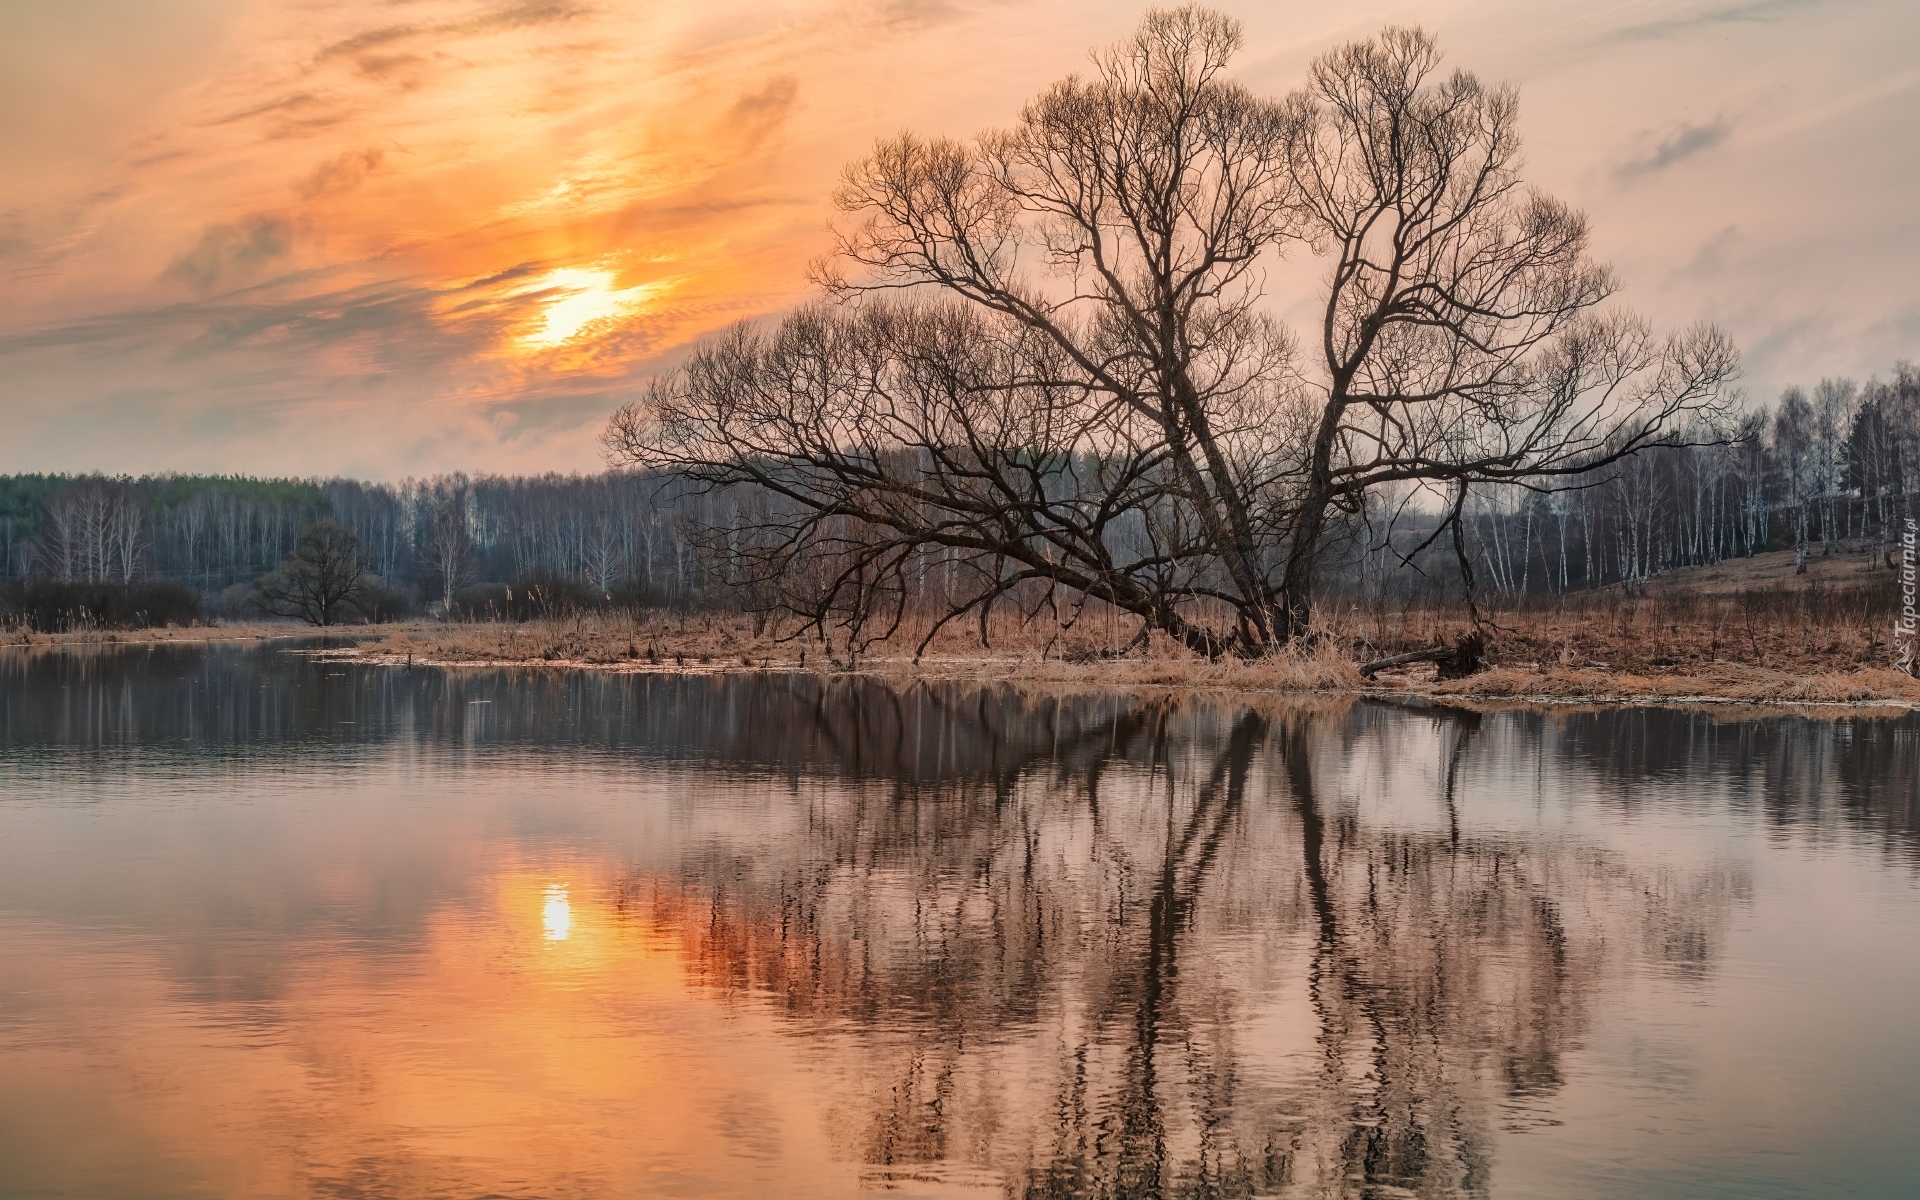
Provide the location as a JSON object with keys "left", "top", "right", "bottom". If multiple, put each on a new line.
{"left": 1359, "top": 646, "right": 1454, "bottom": 678}
{"left": 1360, "top": 633, "right": 1487, "bottom": 681}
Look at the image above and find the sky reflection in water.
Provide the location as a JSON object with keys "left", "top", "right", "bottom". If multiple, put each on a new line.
{"left": 1, "top": 644, "right": 1918, "bottom": 1199}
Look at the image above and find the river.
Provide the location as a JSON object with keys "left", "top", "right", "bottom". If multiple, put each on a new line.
{"left": 2, "top": 643, "right": 1917, "bottom": 1198}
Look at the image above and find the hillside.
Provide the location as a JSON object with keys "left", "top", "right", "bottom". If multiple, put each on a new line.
{"left": 1640, "top": 545, "right": 1901, "bottom": 599}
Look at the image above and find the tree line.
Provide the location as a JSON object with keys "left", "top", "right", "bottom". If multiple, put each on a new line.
{"left": 0, "top": 471, "right": 732, "bottom": 618}
{"left": 1, "top": 359, "right": 1911, "bottom": 630}
{"left": 1450, "top": 364, "right": 1920, "bottom": 605}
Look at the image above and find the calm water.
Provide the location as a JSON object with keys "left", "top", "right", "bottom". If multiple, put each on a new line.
{"left": 2, "top": 646, "right": 1918, "bottom": 1199}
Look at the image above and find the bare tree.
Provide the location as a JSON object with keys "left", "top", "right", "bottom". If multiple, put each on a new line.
{"left": 1773, "top": 387, "right": 1818, "bottom": 573}
{"left": 1275, "top": 27, "right": 1735, "bottom": 630}
{"left": 606, "top": 8, "right": 1737, "bottom": 656}
{"left": 422, "top": 486, "right": 473, "bottom": 615}
{"left": 612, "top": 300, "right": 1251, "bottom": 656}
{"left": 251, "top": 522, "right": 376, "bottom": 626}
{"left": 41, "top": 477, "right": 150, "bottom": 584}
{"left": 1810, "top": 377, "right": 1856, "bottom": 552}
{"left": 1851, "top": 368, "right": 1920, "bottom": 568}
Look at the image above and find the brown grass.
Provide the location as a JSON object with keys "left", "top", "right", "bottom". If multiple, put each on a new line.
{"left": 1340, "top": 547, "right": 1904, "bottom": 685}
{"left": 6, "top": 546, "right": 1915, "bottom": 707}
{"left": 322, "top": 608, "right": 1364, "bottom": 693}
{"left": 1, "top": 621, "right": 301, "bottom": 650}
{"left": 1425, "top": 663, "right": 1920, "bottom": 706}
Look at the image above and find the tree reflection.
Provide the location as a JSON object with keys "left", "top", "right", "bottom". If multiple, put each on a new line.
{"left": 606, "top": 687, "right": 1759, "bottom": 1197}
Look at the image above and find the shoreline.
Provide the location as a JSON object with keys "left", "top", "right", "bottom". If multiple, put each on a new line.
{"left": 10, "top": 621, "right": 1918, "bottom": 712}
{"left": 329, "top": 650, "right": 1920, "bottom": 712}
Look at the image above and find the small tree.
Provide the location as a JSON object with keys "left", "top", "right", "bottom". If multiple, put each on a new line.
{"left": 251, "top": 522, "right": 376, "bottom": 626}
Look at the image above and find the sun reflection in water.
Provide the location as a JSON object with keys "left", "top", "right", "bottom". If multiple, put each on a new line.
{"left": 542, "top": 884, "right": 571, "bottom": 941}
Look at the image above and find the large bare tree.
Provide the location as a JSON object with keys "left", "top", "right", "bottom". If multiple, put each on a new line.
{"left": 606, "top": 7, "right": 1738, "bottom": 656}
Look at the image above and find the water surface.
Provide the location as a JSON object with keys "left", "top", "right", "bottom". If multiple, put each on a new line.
{"left": 2, "top": 644, "right": 1917, "bottom": 1198}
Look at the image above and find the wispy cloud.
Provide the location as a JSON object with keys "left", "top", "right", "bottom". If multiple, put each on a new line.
{"left": 874, "top": 0, "right": 966, "bottom": 32}
{"left": 1603, "top": 0, "right": 1813, "bottom": 44}
{"left": 161, "top": 215, "right": 302, "bottom": 294}
{"left": 1615, "top": 116, "right": 1735, "bottom": 181}
{"left": 315, "top": 25, "right": 420, "bottom": 63}
{"left": 297, "top": 149, "right": 387, "bottom": 201}
{"left": 314, "top": 1, "right": 591, "bottom": 64}
{"left": 352, "top": 53, "right": 429, "bottom": 82}
{"left": 722, "top": 77, "right": 800, "bottom": 149}
{"left": 5, "top": 271, "right": 490, "bottom": 360}
{"left": 211, "top": 91, "right": 327, "bottom": 126}
{"left": 454, "top": 1, "right": 592, "bottom": 36}
{"left": 0, "top": 210, "right": 30, "bottom": 260}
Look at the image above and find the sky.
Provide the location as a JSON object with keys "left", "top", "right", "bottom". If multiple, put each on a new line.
{"left": 1, "top": 0, "right": 1915, "bottom": 480}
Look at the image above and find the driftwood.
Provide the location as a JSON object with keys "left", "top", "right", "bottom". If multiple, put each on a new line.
{"left": 1359, "top": 633, "right": 1488, "bottom": 681}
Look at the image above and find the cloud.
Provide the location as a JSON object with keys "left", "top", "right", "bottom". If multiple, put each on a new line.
{"left": 162, "top": 215, "right": 300, "bottom": 294}
{"left": 0, "top": 206, "right": 99, "bottom": 282}
{"left": 722, "top": 77, "right": 799, "bottom": 148}
{"left": 1864, "top": 301, "right": 1920, "bottom": 351}
{"left": 353, "top": 54, "right": 428, "bottom": 81}
{"left": 1684, "top": 225, "right": 1741, "bottom": 277}
{"left": 0, "top": 210, "right": 29, "bottom": 260}
{"left": 875, "top": 0, "right": 964, "bottom": 31}
{"left": 478, "top": 386, "right": 640, "bottom": 440}
{"left": 176, "top": 279, "right": 460, "bottom": 365}
{"left": 297, "top": 148, "right": 386, "bottom": 201}
{"left": 459, "top": 262, "right": 548, "bottom": 290}
{"left": 11, "top": 262, "right": 583, "bottom": 377}
{"left": 316, "top": 25, "right": 420, "bottom": 62}
{"left": 315, "top": 1, "right": 590, "bottom": 63}
{"left": 453, "top": 1, "right": 592, "bottom": 36}
{"left": 1604, "top": 0, "right": 1812, "bottom": 44}
{"left": 1615, "top": 116, "right": 1734, "bottom": 181}
{"left": 213, "top": 91, "right": 326, "bottom": 126}
{"left": 209, "top": 90, "right": 351, "bottom": 140}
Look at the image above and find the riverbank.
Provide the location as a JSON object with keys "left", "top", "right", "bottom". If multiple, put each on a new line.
{"left": 13, "top": 608, "right": 1916, "bottom": 709}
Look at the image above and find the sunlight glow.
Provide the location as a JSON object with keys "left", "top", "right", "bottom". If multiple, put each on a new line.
{"left": 542, "top": 884, "right": 571, "bottom": 941}
{"left": 518, "top": 267, "right": 663, "bottom": 350}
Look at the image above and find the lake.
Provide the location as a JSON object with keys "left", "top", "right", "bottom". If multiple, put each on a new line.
{"left": 1, "top": 643, "right": 1917, "bottom": 1198}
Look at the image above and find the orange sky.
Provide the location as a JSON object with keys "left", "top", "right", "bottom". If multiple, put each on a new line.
{"left": 2, "top": 0, "right": 1916, "bottom": 478}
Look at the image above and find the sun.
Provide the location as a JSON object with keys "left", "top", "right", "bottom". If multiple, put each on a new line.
{"left": 518, "top": 266, "right": 665, "bottom": 350}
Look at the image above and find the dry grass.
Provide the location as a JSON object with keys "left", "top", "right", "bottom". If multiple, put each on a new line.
{"left": 1424, "top": 663, "right": 1920, "bottom": 706}
{"left": 325, "top": 609, "right": 1364, "bottom": 693}
{"left": 7, "top": 546, "right": 1915, "bottom": 708}
{"left": 323, "top": 589, "right": 1916, "bottom": 706}
{"left": 0, "top": 621, "right": 302, "bottom": 650}
{"left": 1629, "top": 543, "right": 1898, "bottom": 597}
{"left": 1340, "top": 546, "right": 1904, "bottom": 684}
